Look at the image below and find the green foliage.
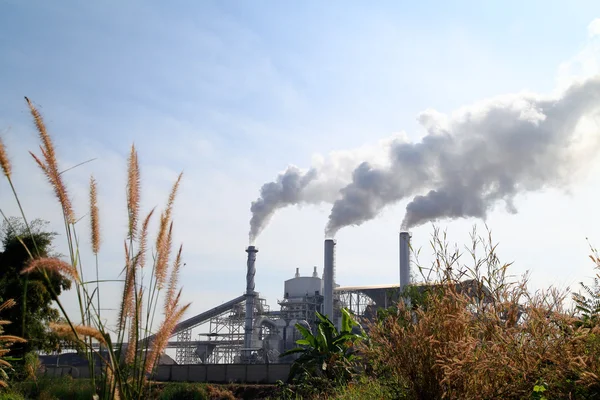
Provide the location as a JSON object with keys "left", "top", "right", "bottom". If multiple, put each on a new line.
{"left": 281, "top": 308, "right": 365, "bottom": 391}
{"left": 332, "top": 377, "right": 401, "bottom": 400}
{"left": 0, "top": 393, "right": 24, "bottom": 400}
{"left": 0, "top": 218, "right": 69, "bottom": 356}
{"left": 10, "top": 376, "right": 94, "bottom": 400}
{"left": 157, "top": 383, "right": 208, "bottom": 400}
{"left": 531, "top": 382, "right": 548, "bottom": 400}
{"left": 573, "top": 248, "right": 600, "bottom": 328}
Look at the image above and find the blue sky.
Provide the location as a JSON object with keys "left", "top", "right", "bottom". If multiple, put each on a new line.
{"left": 2, "top": 1, "right": 600, "bottom": 330}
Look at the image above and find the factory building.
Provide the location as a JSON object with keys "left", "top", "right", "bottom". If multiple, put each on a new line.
{"left": 150, "top": 232, "right": 414, "bottom": 364}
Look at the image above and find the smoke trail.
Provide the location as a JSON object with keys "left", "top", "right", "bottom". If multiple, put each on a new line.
{"left": 249, "top": 136, "right": 400, "bottom": 242}
{"left": 249, "top": 166, "right": 317, "bottom": 243}
{"left": 326, "top": 76, "right": 600, "bottom": 236}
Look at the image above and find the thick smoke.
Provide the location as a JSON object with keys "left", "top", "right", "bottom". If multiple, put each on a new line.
{"left": 326, "top": 76, "right": 600, "bottom": 236}
{"left": 249, "top": 137, "right": 399, "bottom": 242}
{"left": 249, "top": 166, "right": 317, "bottom": 242}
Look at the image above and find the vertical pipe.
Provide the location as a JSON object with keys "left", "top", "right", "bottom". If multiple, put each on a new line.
{"left": 324, "top": 239, "right": 336, "bottom": 319}
{"left": 399, "top": 231, "right": 411, "bottom": 291}
{"left": 244, "top": 246, "right": 258, "bottom": 361}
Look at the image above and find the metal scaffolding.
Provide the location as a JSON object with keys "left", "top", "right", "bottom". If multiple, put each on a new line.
{"left": 278, "top": 293, "right": 324, "bottom": 324}
{"left": 175, "top": 328, "right": 198, "bottom": 364}
{"left": 196, "top": 297, "right": 270, "bottom": 364}
{"left": 337, "top": 290, "right": 377, "bottom": 320}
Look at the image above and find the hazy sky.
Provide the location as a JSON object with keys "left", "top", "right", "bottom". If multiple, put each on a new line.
{"left": 2, "top": 1, "right": 600, "bottom": 330}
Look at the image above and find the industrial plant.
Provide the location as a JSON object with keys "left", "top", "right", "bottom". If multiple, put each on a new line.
{"left": 156, "top": 232, "right": 412, "bottom": 365}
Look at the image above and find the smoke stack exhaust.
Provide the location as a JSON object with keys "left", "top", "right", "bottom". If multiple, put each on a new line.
{"left": 244, "top": 246, "right": 258, "bottom": 361}
{"left": 399, "top": 232, "right": 411, "bottom": 290}
{"left": 324, "top": 239, "right": 336, "bottom": 319}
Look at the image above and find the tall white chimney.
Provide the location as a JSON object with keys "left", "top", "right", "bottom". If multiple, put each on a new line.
{"left": 399, "top": 231, "right": 411, "bottom": 290}
{"left": 323, "top": 239, "right": 336, "bottom": 319}
{"left": 244, "top": 246, "right": 258, "bottom": 361}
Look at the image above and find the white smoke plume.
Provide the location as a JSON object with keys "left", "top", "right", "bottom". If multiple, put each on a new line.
{"left": 325, "top": 76, "right": 600, "bottom": 236}
{"left": 248, "top": 137, "right": 399, "bottom": 242}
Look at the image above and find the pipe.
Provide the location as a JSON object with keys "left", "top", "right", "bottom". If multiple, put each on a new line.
{"left": 324, "top": 239, "right": 336, "bottom": 319}
{"left": 244, "top": 246, "right": 258, "bottom": 361}
{"left": 399, "top": 231, "right": 411, "bottom": 291}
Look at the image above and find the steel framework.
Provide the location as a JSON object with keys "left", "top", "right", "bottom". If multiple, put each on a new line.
{"left": 175, "top": 328, "right": 198, "bottom": 364}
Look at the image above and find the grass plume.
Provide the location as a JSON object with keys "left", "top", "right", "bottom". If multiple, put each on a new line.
{"left": 49, "top": 323, "right": 106, "bottom": 344}
{"left": 25, "top": 97, "right": 75, "bottom": 224}
{"left": 145, "top": 302, "right": 190, "bottom": 374}
{"left": 127, "top": 145, "right": 140, "bottom": 239}
{"left": 21, "top": 257, "right": 80, "bottom": 282}
{"left": 165, "top": 244, "right": 183, "bottom": 313}
{"left": 0, "top": 136, "right": 11, "bottom": 178}
{"left": 3, "top": 98, "right": 190, "bottom": 399}
{"left": 90, "top": 176, "right": 101, "bottom": 254}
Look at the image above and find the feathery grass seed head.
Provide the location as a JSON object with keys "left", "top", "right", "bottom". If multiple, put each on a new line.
{"left": 127, "top": 144, "right": 140, "bottom": 239}
{"left": 90, "top": 176, "right": 100, "bottom": 254}
{"left": 22, "top": 257, "right": 80, "bottom": 282}
{"left": 0, "top": 137, "right": 11, "bottom": 178}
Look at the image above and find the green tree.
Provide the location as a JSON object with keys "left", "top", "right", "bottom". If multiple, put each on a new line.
{"left": 0, "top": 217, "right": 70, "bottom": 356}
{"left": 281, "top": 308, "right": 365, "bottom": 386}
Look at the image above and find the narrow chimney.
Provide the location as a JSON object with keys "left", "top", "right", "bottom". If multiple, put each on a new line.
{"left": 244, "top": 246, "right": 258, "bottom": 361}
{"left": 324, "top": 239, "right": 336, "bottom": 319}
{"left": 295, "top": 267, "right": 300, "bottom": 278}
{"left": 312, "top": 266, "right": 318, "bottom": 278}
{"left": 399, "top": 232, "right": 411, "bottom": 290}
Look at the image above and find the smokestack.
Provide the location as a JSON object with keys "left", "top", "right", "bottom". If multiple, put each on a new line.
{"left": 323, "top": 239, "right": 336, "bottom": 319}
{"left": 295, "top": 267, "right": 300, "bottom": 278}
{"left": 244, "top": 246, "right": 258, "bottom": 361}
{"left": 312, "top": 266, "right": 318, "bottom": 278}
{"left": 399, "top": 232, "right": 411, "bottom": 290}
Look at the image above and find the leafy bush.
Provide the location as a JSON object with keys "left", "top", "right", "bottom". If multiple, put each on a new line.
{"left": 332, "top": 377, "right": 400, "bottom": 400}
{"left": 157, "top": 383, "right": 207, "bottom": 400}
{"left": 280, "top": 308, "right": 365, "bottom": 397}
{"left": 0, "top": 393, "right": 24, "bottom": 400}
{"left": 12, "top": 376, "right": 95, "bottom": 400}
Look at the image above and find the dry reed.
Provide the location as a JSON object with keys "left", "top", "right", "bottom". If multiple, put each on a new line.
{"left": 144, "top": 302, "right": 190, "bottom": 374}
{"left": 0, "top": 300, "right": 16, "bottom": 313}
{"left": 165, "top": 244, "right": 183, "bottom": 313}
{"left": 0, "top": 136, "right": 11, "bottom": 178}
{"left": 125, "top": 288, "right": 143, "bottom": 365}
{"left": 90, "top": 176, "right": 100, "bottom": 254}
{"left": 49, "top": 323, "right": 106, "bottom": 344}
{"left": 137, "top": 209, "right": 154, "bottom": 269}
{"left": 120, "top": 242, "right": 135, "bottom": 328}
{"left": 25, "top": 97, "right": 75, "bottom": 223}
{"left": 154, "top": 173, "right": 182, "bottom": 288}
{"left": 21, "top": 257, "right": 80, "bottom": 282}
{"left": 127, "top": 145, "right": 140, "bottom": 239}
{"left": 3, "top": 99, "right": 190, "bottom": 399}
{"left": 155, "top": 221, "right": 173, "bottom": 289}
{"left": 363, "top": 228, "right": 600, "bottom": 400}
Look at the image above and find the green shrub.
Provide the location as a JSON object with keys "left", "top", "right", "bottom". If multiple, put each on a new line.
{"left": 158, "top": 383, "right": 208, "bottom": 400}
{"left": 0, "top": 392, "right": 25, "bottom": 400}
{"left": 11, "top": 376, "right": 94, "bottom": 400}
{"left": 332, "top": 377, "right": 400, "bottom": 400}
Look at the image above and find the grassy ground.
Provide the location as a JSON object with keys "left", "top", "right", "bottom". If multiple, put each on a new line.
{"left": 1, "top": 378, "right": 286, "bottom": 400}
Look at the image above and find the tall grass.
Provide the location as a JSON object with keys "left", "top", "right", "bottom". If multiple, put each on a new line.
{"left": 0, "top": 300, "right": 26, "bottom": 389}
{"left": 363, "top": 227, "right": 600, "bottom": 399}
{"left": 0, "top": 98, "right": 190, "bottom": 399}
